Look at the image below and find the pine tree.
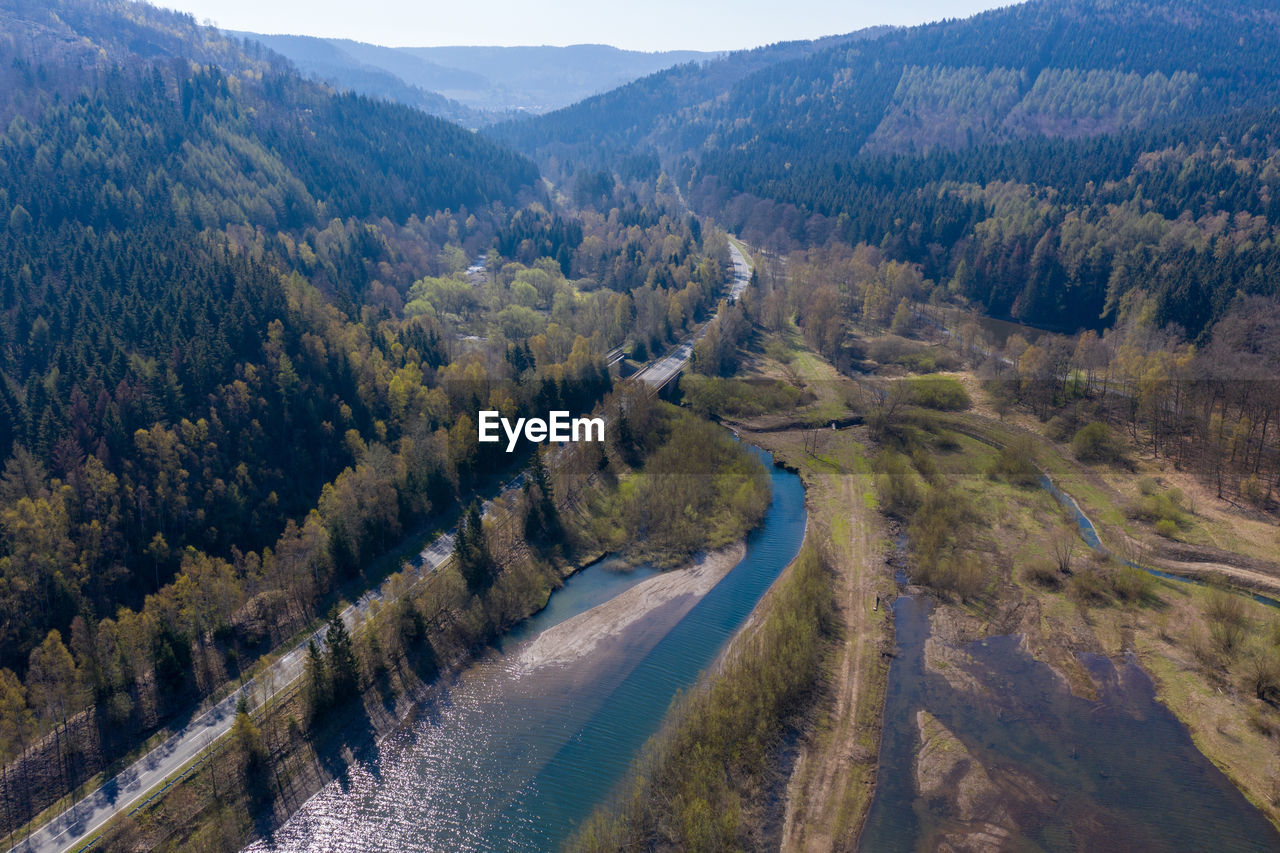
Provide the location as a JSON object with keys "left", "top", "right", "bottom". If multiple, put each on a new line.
{"left": 455, "top": 502, "right": 494, "bottom": 593}
{"left": 232, "top": 694, "right": 266, "bottom": 773}
{"left": 523, "top": 451, "right": 563, "bottom": 551}
{"left": 325, "top": 609, "right": 359, "bottom": 701}
{"left": 304, "top": 639, "right": 330, "bottom": 721}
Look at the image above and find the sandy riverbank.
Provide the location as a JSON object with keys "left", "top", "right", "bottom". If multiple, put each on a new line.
{"left": 518, "top": 544, "right": 747, "bottom": 670}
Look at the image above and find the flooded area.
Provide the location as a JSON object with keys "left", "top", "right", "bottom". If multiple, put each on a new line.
{"left": 860, "top": 587, "right": 1280, "bottom": 851}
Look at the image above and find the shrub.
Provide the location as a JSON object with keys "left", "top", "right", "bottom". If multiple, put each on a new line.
{"left": 1067, "top": 569, "right": 1110, "bottom": 604}
{"left": 934, "top": 430, "right": 961, "bottom": 451}
{"left": 873, "top": 451, "right": 923, "bottom": 518}
{"left": 1241, "top": 475, "right": 1265, "bottom": 507}
{"left": 906, "top": 376, "right": 972, "bottom": 411}
{"left": 1154, "top": 519, "right": 1180, "bottom": 539}
{"left": 910, "top": 449, "right": 940, "bottom": 485}
{"left": 682, "top": 375, "right": 812, "bottom": 417}
{"left": 1045, "top": 414, "right": 1076, "bottom": 442}
{"left": 1023, "top": 558, "right": 1060, "bottom": 588}
{"left": 1126, "top": 489, "right": 1187, "bottom": 530}
{"left": 986, "top": 437, "right": 1040, "bottom": 486}
{"left": 1211, "top": 620, "right": 1246, "bottom": 659}
{"left": 1108, "top": 565, "right": 1155, "bottom": 603}
{"left": 1188, "top": 627, "right": 1217, "bottom": 667}
{"left": 866, "top": 337, "right": 959, "bottom": 373}
{"left": 1246, "top": 706, "right": 1276, "bottom": 736}
{"left": 1246, "top": 648, "right": 1280, "bottom": 704}
{"left": 764, "top": 339, "right": 794, "bottom": 364}
{"left": 1072, "top": 422, "right": 1123, "bottom": 464}
{"left": 914, "top": 551, "right": 987, "bottom": 601}
{"left": 948, "top": 552, "right": 987, "bottom": 601}
{"left": 1205, "top": 587, "right": 1248, "bottom": 629}
{"left": 866, "top": 335, "right": 924, "bottom": 365}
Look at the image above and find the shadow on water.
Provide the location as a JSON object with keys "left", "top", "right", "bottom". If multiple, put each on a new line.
{"left": 860, "top": 589, "right": 1280, "bottom": 852}
{"left": 242, "top": 446, "right": 807, "bottom": 852}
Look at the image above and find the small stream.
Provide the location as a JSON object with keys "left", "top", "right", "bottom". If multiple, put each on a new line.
{"left": 1040, "top": 473, "right": 1280, "bottom": 609}
{"left": 244, "top": 446, "right": 806, "bottom": 852}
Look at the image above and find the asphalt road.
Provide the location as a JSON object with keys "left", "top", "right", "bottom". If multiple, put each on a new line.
{"left": 8, "top": 487, "right": 513, "bottom": 853}
{"left": 10, "top": 240, "right": 754, "bottom": 853}
{"left": 636, "top": 242, "right": 751, "bottom": 391}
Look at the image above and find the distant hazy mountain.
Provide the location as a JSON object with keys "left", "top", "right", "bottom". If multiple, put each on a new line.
{"left": 233, "top": 34, "right": 721, "bottom": 120}
{"left": 398, "top": 44, "right": 721, "bottom": 113}
{"left": 228, "top": 33, "right": 490, "bottom": 125}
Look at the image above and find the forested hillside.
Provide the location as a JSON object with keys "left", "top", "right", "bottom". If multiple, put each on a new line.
{"left": 0, "top": 1, "right": 745, "bottom": 824}
{"left": 0, "top": 0, "right": 537, "bottom": 666}
{"left": 228, "top": 33, "right": 489, "bottom": 126}
{"left": 488, "top": 29, "right": 888, "bottom": 176}
{"left": 501, "top": 0, "right": 1280, "bottom": 335}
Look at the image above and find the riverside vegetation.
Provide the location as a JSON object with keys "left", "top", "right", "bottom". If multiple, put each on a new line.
{"left": 6, "top": 0, "right": 1280, "bottom": 848}
{"left": 0, "top": 0, "right": 752, "bottom": 839}
{"left": 571, "top": 229, "right": 1280, "bottom": 846}
{"left": 570, "top": 544, "right": 835, "bottom": 852}
{"left": 92, "top": 389, "right": 772, "bottom": 850}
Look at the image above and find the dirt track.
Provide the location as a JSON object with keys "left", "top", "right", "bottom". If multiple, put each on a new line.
{"left": 718, "top": 430, "right": 892, "bottom": 853}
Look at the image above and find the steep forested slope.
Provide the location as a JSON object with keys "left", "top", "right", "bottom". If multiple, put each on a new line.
{"left": 488, "top": 29, "right": 888, "bottom": 175}
{"left": 0, "top": 0, "right": 538, "bottom": 690}
{"left": 0, "top": 3, "right": 757, "bottom": 834}
{"left": 501, "top": 0, "right": 1280, "bottom": 334}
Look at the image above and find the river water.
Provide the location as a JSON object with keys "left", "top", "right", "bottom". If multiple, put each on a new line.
{"left": 244, "top": 446, "right": 806, "bottom": 852}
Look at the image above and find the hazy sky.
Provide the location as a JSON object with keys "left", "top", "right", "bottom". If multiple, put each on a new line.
{"left": 155, "top": 0, "right": 1015, "bottom": 52}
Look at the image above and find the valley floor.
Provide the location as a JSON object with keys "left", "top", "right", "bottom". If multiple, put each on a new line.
{"left": 704, "top": 321, "right": 1280, "bottom": 849}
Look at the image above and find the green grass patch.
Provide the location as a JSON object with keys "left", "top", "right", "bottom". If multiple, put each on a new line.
{"left": 682, "top": 374, "right": 814, "bottom": 418}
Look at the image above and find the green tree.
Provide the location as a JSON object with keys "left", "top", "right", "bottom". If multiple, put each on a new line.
{"left": 1072, "top": 422, "right": 1123, "bottom": 463}
{"left": 27, "top": 630, "right": 80, "bottom": 793}
{"left": 890, "top": 297, "right": 914, "bottom": 334}
{"left": 523, "top": 452, "right": 563, "bottom": 551}
{"left": 232, "top": 695, "right": 267, "bottom": 772}
{"left": 0, "top": 667, "right": 33, "bottom": 834}
{"left": 325, "top": 610, "right": 359, "bottom": 701}
{"left": 454, "top": 502, "right": 495, "bottom": 593}
{"left": 304, "top": 639, "right": 330, "bottom": 721}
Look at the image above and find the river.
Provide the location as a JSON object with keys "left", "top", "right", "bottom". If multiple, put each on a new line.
{"left": 243, "top": 446, "right": 806, "bottom": 852}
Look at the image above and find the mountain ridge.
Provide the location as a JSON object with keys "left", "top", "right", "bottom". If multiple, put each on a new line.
{"left": 231, "top": 34, "right": 724, "bottom": 119}
{"left": 495, "top": 0, "right": 1280, "bottom": 333}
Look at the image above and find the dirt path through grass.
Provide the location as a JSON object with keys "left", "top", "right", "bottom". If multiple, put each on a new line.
{"left": 766, "top": 453, "right": 890, "bottom": 852}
